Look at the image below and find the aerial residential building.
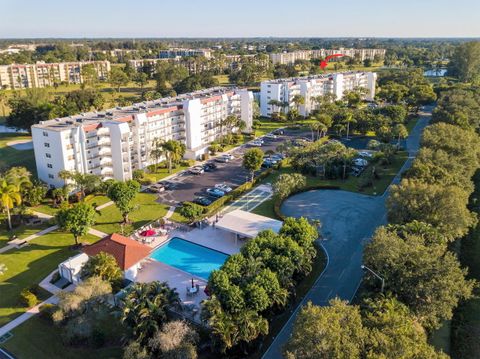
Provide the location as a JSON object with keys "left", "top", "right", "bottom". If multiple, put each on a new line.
{"left": 32, "top": 87, "right": 253, "bottom": 188}
{"left": 260, "top": 71, "right": 377, "bottom": 117}
{"left": 269, "top": 48, "right": 386, "bottom": 65}
{"left": 0, "top": 60, "right": 110, "bottom": 89}
{"left": 159, "top": 48, "right": 212, "bottom": 59}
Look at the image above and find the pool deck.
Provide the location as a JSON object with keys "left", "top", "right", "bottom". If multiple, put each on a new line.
{"left": 133, "top": 224, "right": 244, "bottom": 322}
{"left": 136, "top": 258, "right": 207, "bottom": 322}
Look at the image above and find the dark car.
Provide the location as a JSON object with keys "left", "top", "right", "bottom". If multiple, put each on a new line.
{"left": 193, "top": 197, "right": 213, "bottom": 206}
{"left": 203, "top": 162, "right": 217, "bottom": 172}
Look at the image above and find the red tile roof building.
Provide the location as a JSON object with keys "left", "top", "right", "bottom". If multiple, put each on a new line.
{"left": 83, "top": 233, "right": 151, "bottom": 271}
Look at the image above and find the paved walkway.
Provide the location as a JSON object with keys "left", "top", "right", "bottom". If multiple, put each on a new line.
{"left": 262, "top": 107, "right": 433, "bottom": 358}
{"left": 88, "top": 228, "right": 108, "bottom": 238}
{"left": 0, "top": 295, "right": 59, "bottom": 337}
{"left": 164, "top": 206, "right": 176, "bottom": 219}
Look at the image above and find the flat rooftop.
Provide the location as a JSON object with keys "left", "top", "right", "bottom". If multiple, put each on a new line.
{"left": 33, "top": 86, "right": 238, "bottom": 132}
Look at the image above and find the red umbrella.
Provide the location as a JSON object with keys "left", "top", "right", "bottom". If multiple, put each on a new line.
{"left": 140, "top": 229, "right": 156, "bottom": 237}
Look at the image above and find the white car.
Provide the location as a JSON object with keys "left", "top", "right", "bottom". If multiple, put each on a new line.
{"left": 223, "top": 153, "right": 234, "bottom": 160}
{"left": 215, "top": 183, "right": 233, "bottom": 193}
{"left": 250, "top": 140, "right": 263, "bottom": 147}
{"left": 358, "top": 151, "right": 373, "bottom": 158}
{"left": 264, "top": 133, "right": 278, "bottom": 139}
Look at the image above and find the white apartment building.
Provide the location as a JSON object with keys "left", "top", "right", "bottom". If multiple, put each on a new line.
{"left": 269, "top": 48, "right": 386, "bottom": 65}
{"left": 260, "top": 71, "right": 377, "bottom": 118}
{"left": 159, "top": 48, "right": 212, "bottom": 59}
{"left": 32, "top": 87, "right": 253, "bottom": 188}
{"left": 0, "top": 61, "right": 110, "bottom": 89}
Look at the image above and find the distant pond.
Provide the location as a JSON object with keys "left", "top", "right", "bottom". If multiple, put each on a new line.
{"left": 0, "top": 124, "right": 27, "bottom": 134}
{"left": 424, "top": 69, "right": 447, "bottom": 77}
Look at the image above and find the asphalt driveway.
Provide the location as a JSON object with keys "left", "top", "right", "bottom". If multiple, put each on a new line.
{"left": 262, "top": 106, "right": 433, "bottom": 358}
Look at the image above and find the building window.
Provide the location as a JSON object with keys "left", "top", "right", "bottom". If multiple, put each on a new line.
{"left": 46, "top": 153, "right": 51, "bottom": 158}
{"left": 43, "top": 131, "right": 48, "bottom": 137}
{"left": 47, "top": 164, "right": 53, "bottom": 168}
{"left": 48, "top": 174, "right": 54, "bottom": 179}
{"left": 44, "top": 143, "right": 50, "bottom": 148}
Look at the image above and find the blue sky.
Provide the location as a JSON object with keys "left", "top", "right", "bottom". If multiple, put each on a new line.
{"left": 2, "top": 0, "right": 480, "bottom": 38}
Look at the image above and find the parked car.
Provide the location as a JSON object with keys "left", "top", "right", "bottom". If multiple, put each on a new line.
{"left": 148, "top": 183, "right": 165, "bottom": 193}
{"left": 193, "top": 197, "right": 213, "bottom": 206}
{"left": 215, "top": 156, "right": 229, "bottom": 163}
{"left": 262, "top": 159, "right": 276, "bottom": 168}
{"left": 264, "top": 133, "right": 278, "bottom": 139}
{"left": 215, "top": 183, "right": 233, "bottom": 193}
{"left": 189, "top": 166, "right": 205, "bottom": 175}
{"left": 358, "top": 151, "right": 373, "bottom": 158}
{"left": 206, "top": 188, "right": 225, "bottom": 198}
{"left": 354, "top": 158, "right": 368, "bottom": 167}
{"left": 158, "top": 181, "right": 174, "bottom": 190}
{"left": 205, "top": 162, "right": 218, "bottom": 170}
{"left": 223, "top": 153, "right": 235, "bottom": 160}
{"left": 250, "top": 140, "right": 263, "bottom": 147}
{"left": 273, "top": 129, "right": 284, "bottom": 135}
{"left": 203, "top": 163, "right": 215, "bottom": 172}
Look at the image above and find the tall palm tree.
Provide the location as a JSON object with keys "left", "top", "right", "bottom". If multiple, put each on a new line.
{"left": 162, "top": 140, "right": 186, "bottom": 173}
{"left": 149, "top": 137, "right": 165, "bottom": 172}
{"left": 122, "top": 281, "right": 180, "bottom": 344}
{"left": 343, "top": 111, "right": 356, "bottom": 140}
{"left": 0, "top": 179, "right": 22, "bottom": 230}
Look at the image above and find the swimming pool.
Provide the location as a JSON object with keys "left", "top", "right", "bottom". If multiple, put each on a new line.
{"left": 150, "top": 237, "right": 228, "bottom": 280}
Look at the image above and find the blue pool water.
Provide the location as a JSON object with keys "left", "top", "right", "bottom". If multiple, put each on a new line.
{"left": 150, "top": 237, "right": 228, "bottom": 280}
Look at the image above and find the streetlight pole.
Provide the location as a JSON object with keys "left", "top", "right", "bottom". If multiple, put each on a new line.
{"left": 361, "top": 265, "right": 385, "bottom": 293}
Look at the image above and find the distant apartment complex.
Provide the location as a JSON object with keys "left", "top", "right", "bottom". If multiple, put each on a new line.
{"left": 260, "top": 71, "right": 377, "bottom": 117}
{"left": 269, "top": 48, "right": 386, "bottom": 65}
{"left": 0, "top": 60, "right": 110, "bottom": 89}
{"left": 159, "top": 48, "right": 212, "bottom": 59}
{"left": 32, "top": 87, "right": 253, "bottom": 188}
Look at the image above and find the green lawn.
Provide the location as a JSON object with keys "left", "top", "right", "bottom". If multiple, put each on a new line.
{"left": 252, "top": 152, "right": 408, "bottom": 219}
{"left": 31, "top": 195, "right": 112, "bottom": 217}
{"left": 2, "top": 315, "right": 122, "bottom": 359}
{"left": 93, "top": 192, "right": 169, "bottom": 235}
{"left": 146, "top": 164, "right": 191, "bottom": 182}
{"left": 0, "top": 231, "right": 99, "bottom": 326}
{"left": 0, "top": 222, "right": 51, "bottom": 249}
{"left": 0, "top": 133, "right": 36, "bottom": 175}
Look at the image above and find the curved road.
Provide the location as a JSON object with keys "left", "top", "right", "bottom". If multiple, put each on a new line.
{"left": 262, "top": 106, "right": 433, "bottom": 359}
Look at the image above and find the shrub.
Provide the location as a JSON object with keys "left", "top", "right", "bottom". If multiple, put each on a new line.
{"left": 132, "top": 169, "right": 145, "bottom": 181}
{"left": 39, "top": 303, "right": 56, "bottom": 323}
{"left": 20, "top": 288, "right": 38, "bottom": 308}
{"left": 91, "top": 327, "right": 106, "bottom": 348}
{"left": 180, "top": 159, "right": 195, "bottom": 167}
{"left": 28, "top": 283, "right": 42, "bottom": 296}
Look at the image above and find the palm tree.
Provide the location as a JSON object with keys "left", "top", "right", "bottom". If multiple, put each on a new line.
{"left": 292, "top": 95, "right": 305, "bottom": 117}
{"left": 0, "top": 179, "right": 22, "bottom": 230}
{"left": 122, "top": 281, "right": 180, "bottom": 344}
{"left": 162, "top": 140, "right": 186, "bottom": 173}
{"left": 149, "top": 137, "right": 165, "bottom": 172}
{"left": 343, "top": 111, "right": 356, "bottom": 140}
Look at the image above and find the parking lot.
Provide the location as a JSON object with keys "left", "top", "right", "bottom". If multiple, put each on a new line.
{"left": 154, "top": 128, "right": 308, "bottom": 206}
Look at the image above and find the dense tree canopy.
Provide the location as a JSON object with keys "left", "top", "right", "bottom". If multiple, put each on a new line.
{"left": 364, "top": 227, "right": 475, "bottom": 330}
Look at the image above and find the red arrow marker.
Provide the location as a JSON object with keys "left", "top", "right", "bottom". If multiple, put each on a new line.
{"left": 320, "top": 53, "right": 345, "bottom": 70}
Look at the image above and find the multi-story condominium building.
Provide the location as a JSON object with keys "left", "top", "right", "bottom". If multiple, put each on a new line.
{"left": 269, "top": 48, "right": 386, "bottom": 65}
{"left": 260, "top": 71, "right": 377, "bottom": 118}
{"left": 159, "top": 48, "right": 212, "bottom": 59}
{"left": 127, "top": 58, "right": 174, "bottom": 76}
{"left": 0, "top": 61, "right": 110, "bottom": 89}
{"left": 32, "top": 87, "right": 253, "bottom": 188}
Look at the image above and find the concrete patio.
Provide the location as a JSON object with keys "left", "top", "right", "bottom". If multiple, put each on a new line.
{"left": 136, "top": 258, "right": 207, "bottom": 322}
